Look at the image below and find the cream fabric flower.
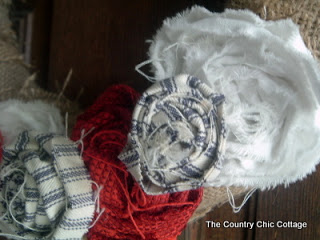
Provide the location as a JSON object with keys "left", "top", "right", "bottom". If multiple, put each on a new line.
{"left": 144, "top": 6, "right": 320, "bottom": 189}
{"left": 119, "top": 74, "right": 226, "bottom": 194}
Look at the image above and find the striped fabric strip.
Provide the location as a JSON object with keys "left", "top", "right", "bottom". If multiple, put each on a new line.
{"left": 0, "top": 131, "right": 95, "bottom": 239}
{"left": 119, "top": 74, "right": 226, "bottom": 194}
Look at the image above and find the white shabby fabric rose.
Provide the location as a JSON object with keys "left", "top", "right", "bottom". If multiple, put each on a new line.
{"left": 140, "top": 6, "right": 320, "bottom": 189}
{"left": 119, "top": 74, "right": 226, "bottom": 194}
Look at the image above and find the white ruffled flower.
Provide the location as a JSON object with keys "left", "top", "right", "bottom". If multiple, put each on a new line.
{"left": 143, "top": 6, "right": 320, "bottom": 189}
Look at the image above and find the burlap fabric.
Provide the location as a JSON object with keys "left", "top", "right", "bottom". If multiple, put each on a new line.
{"left": 227, "top": 0, "right": 320, "bottom": 59}
{"left": 0, "top": 0, "right": 81, "bottom": 135}
{"left": 0, "top": 0, "right": 33, "bottom": 93}
{"left": 189, "top": 186, "right": 246, "bottom": 222}
{"left": 0, "top": 78, "right": 82, "bottom": 135}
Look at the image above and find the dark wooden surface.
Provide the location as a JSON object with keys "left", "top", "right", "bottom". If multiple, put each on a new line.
{"left": 47, "top": 0, "right": 224, "bottom": 107}
{"left": 181, "top": 165, "right": 320, "bottom": 240}
{"left": 29, "top": 0, "right": 320, "bottom": 239}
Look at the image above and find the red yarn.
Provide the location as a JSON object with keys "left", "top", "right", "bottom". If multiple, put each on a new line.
{"left": 71, "top": 85, "right": 203, "bottom": 240}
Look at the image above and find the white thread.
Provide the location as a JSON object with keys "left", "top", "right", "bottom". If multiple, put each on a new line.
{"left": 1, "top": 164, "right": 22, "bottom": 180}
{"left": 89, "top": 208, "right": 106, "bottom": 229}
{"left": 227, "top": 187, "right": 257, "bottom": 213}
{"left": 263, "top": 6, "right": 267, "bottom": 20}
{"left": 91, "top": 181, "right": 103, "bottom": 213}
{"left": 135, "top": 42, "right": 187, "bottom": 83}
{"left": 1, "top": 169, "right": 48, "bottom": 233}
{"left": 135, "top": 59, "right": 161, "bottom": 83}
{"left": 57, "top": 69, "right": 73, "bottom": 101}
{"left": 65, "top": 112, "right": 69, "bottom": 137}
{"left": 88, "top": 181, "right": 105, "bottom": 228}
{"left": 0, "top": 165, "right": 25, "bottom": 220}
{"left": 75, "top": 127, "right": 95, "bottom": 157}
{"left": 163, "top": 42, "right": 179, "bottom": 52}
{"left": 0, "top": 133, "right": 93, "bottom": 239}
{"left": 7, "top": 171, "right": 47, "bottom": 233}
{"left": 1, "top": 185, "right": 10, "bottom": 220}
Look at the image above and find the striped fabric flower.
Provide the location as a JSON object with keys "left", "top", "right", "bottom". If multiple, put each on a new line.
{"left": 0, "top": 131, "right": 95, "bottom": 240}
{"left": 119, "top": 74, "right": 226, "bottom": 194}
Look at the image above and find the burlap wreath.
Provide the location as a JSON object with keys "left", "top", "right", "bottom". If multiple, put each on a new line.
{"left": 1, "top": 0, "right": 319, "bottom": 230}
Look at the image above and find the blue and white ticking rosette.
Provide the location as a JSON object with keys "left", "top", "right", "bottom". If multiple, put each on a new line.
{"left": 119, "top": 74, "right": 226, "bottom": 195}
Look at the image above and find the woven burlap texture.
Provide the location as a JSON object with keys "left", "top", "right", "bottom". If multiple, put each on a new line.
{"left": 227, "top": 0, "right": 320, "bottom": 59}
{"left": 189, "top": 186, "right": 246, "bottom": 222}
{"left": 0, "top": 0, "right": 80, "bottom": 137}
{"left": 0, "top": 0, "right": 32, "bottom": 93}
{"left": 0, "top": 75, "right": 81, "bottom": 136}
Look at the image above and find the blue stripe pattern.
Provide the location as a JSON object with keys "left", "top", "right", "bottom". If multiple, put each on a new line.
{"left": 0, "top": 131, "right": 95, "bottom": 239}
{"left": 119, "top": 75, "right": 227, "bottom": 194}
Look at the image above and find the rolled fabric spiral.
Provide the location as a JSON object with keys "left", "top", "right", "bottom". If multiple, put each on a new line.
{"left": 0, "top": 131, "right": 95, "bottom": 240}
{"left": 119, "top": 74, "right": 226, "bottom": 194}
{"left": 71, "top": 84, "right": 203, "bottom": 240}
{"left": 144, "top": 6, "right": 320, "bottom": 189}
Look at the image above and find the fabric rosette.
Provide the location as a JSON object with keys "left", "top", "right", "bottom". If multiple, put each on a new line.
{"left": 71, "top": 84, "right": 203, "bottom": 240}
{"left": 119, "top": 74, "right": 226, "bottom": 194}
{"left": 144, "top": 6, "right": 320, "bottom": 189}
{"left": 0, "top": 131, "right": 95, "bottom": 240}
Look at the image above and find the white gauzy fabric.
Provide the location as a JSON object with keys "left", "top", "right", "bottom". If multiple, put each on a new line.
{"left": 145, "top": 6, "right": 320, "bottom": 189}
{"left": 0, "top": 131, "right": 95, "bottom": 240}
{"left": 119, "top": 74, "right": 226, "bottom": 194}
{"left": 0, "top": 100, "right": 64, "bottom": 145}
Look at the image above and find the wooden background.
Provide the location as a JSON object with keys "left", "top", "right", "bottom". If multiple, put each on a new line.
{"left": 20, "top": 0, "right": 320, "bottom": 239}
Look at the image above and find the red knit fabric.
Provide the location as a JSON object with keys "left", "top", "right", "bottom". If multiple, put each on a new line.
{"left": 71, "top": 85, "right": 203, "bottom": 240}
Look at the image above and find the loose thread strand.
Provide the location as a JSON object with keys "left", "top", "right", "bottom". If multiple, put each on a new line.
{"left": 227, "top": 187, "right": 257, "bottom": 213}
